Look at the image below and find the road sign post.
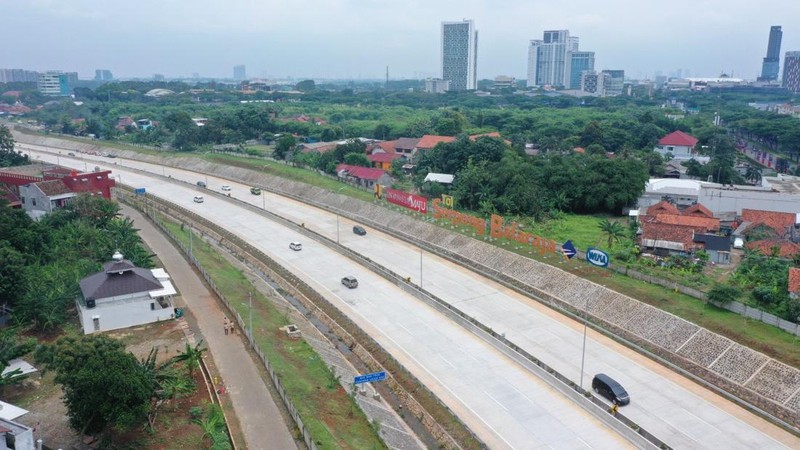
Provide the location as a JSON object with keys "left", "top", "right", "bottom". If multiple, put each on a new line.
{"left": 354, "top": 371, "right": 386, "bottom": 385}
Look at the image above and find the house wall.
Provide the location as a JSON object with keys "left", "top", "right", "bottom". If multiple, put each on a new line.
{"left": 698, "top": 188, "right": 800, "bottom": 215}
{"left": 656, "top": 144, "right": 692, "bottom": 158}
{"left": 78, "top": 294, "right": 173, "bottom": 334}
{"left": 18, "top": 184, "right": 48, "bottom": 215}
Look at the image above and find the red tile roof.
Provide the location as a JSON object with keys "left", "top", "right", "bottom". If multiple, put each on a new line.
{"left": 641, "top": 222, "right": 705, "bottom": 251}
{"left": 741, "top": 209, "right": 796, "bottom": 234}
{"left": 654, "top": 214, "right": 720, "bottom": 231}
{"left": 645, "top": 200, "right": 680, "bottom": 216}
{"left": 746, "top": 239, "right": 800, "bottom": 258}
{"left": 658, "top": 130, "right": 698, "bottom": 147}
{"left": 335, "top": 164, "right": 388, "bottom": 181}
{"left": 368, "top": 153, "right": 401, "bottom": 163}
{"left": 789, "top": 268, "right": 800, "bottom": 293}
{"left": 416, "top": 135, "right": 456, "bottom": 150}
{"left": 573, "top": 147, "right": 586, "bottom": 154}
{"left": 682, "top": 203, "right": 714, "bottom": 218}
{"left": 370, "top": 140, "right": 397, "bottom": 154}
{"left": 34, "top": 179, "right": 73, "bottom": 196}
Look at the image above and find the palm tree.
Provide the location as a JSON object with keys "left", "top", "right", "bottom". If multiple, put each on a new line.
{"left": 172, "top": 341, "right": 206, "bottom": 378}
{"left": 598, "top": 219, "right": 626, "bottom": 248}
{"left": 744, "top": 165, "right": 762, "bottom": 185}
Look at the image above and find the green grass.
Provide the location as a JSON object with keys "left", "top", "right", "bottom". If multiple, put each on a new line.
{"left": 162, "top": 219, "right": 385, "bottom": 449}
{"left": 530, "top": 212, "right": 613, "bottom": 250}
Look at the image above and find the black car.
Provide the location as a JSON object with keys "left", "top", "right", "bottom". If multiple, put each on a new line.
{"left": 353, "top": 225, "right": 366, "bottom": 236}
{"left": 592, "top": 373, "right": 630, "bottom": 405}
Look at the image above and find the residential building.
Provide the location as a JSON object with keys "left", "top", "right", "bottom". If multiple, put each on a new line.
{"left": 368, "top": 152, "right": 401, "bottom": 171}
{"left": 37, "top": 71, "right": 71, "bottom": 96}
{"left": 78, "top": 252, "right": 176, "bottom": 334}
{"left": 18, "top": 179, "right": 76, "bottom": 220}
{"left": 638, "top": 200, "right": 721, "bottom": 256}
{"left": 441, "top": 20, "right": 478, "bottom": 91}
{"left": 425, "top": 78, "right": 450, "bottom": 94}
{"left": 569, "top": 52, "right": 595, "bottom": 89}
{"left": 601, "top": 70, "right": 624, "bottom": 96}
{"left": 233, "top": 64, "right": 246, "bottom": 81}
{"left": 581, "top": 71, "right": 602, "bottom": 93}
{"left": 783, "top": 51, "right": 800, "bottom": 92}
{"left": 393, "top": 137, "right": 421, "bottom": 159}
{"left": 335, "top": 164, "right": 392, "bottom": 189}
{"left": 758, "top": 26, "right": 782, "bottom": 82}
{"left": 493, "top": 75, "right": 516, "bottom": 89}
{"left": 654, "top": 130, "right": 699, "bottom": 161}
{"left": 94, "top": 69, "right": 113, "bottom": 81}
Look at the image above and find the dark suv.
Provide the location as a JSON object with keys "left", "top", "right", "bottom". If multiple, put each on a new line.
{"left": 592, "top": 373, "right": 630, "bottom": 405}
{"left": 353, "top": 225, "right": 366, "bottom": 236}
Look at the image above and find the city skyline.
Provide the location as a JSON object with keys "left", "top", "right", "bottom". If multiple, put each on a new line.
{"left": 3, "top": 0, "right": 800, "bottom": 81}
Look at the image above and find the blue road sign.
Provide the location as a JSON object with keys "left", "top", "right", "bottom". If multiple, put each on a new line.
{"left": 134, "top": 188, "right": 146, "bottom": 195}
{"left": 354, "top": 371, "right": 386, "bottom": 385}
{"left": 561, "top": 240, "right": 577, "bottom": 259}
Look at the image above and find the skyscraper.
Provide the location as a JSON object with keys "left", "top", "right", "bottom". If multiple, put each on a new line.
{"left": 94, "top": 69, "right": 113, "bottom": 81}
{"left": 233, "top": 65, "right": 246, "bottom": 81}
{"left": 38, "top": 71, "right": 71, "bottom": 96}
{"left": 759, "top": 26, "right": 782, "bottom": 82}
{"left": 569, "top": 51, "right": 595, "bottom": 89}
{"left": 783, "top": 52, "right": 800, "bottom": 92}
{"left": 441, "top": 20, "right": 478, "bottom": 91}
{"left": 527, "top": 30, "right": 591, "bottom": 88}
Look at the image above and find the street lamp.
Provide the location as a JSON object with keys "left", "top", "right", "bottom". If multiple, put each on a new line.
{"left": 580, "top": 295, "right": 589, "bottom": 390}
{"left": 262, "top": 190, "right": 266, "bottom": 209}
{"left": 419, "top": 248, "right": 423, "bottom": 289}
{"left": 241, "top": 292, "right": 253, "bottom": 348}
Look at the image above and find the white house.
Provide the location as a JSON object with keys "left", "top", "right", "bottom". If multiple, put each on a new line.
{"left": 77, "top": 252, "right": 176, "bottom": 334}
{"left": 18, "top": 179, "right": 77, "bottom": 220}
{"left": 654, "top": 130, "right": 707, "bottom": 162}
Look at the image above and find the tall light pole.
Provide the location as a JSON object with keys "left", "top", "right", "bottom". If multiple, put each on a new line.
{"left": 189, "top": 224, "right": 193, "bottom": 259}
{"left": 580, "top": 295, "right": 589, "bottom": 390}
{"left": 419, "top": 248, "right": 423, "bottom": 289}
{"left": 262, "top": 190, "right": 266, "bottom": 209}
{"left": 249, "top": 291, "right": 253, "bottom": 347}
{"left": 336, "top": 214, "right": 340, "bottom": 243}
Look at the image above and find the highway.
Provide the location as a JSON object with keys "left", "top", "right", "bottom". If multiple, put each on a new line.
{"left": 22, "top": 142, "right": 800, "bottom": 449}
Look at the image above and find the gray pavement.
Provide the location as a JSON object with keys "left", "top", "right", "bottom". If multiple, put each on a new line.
{"left": 121, "top": 205, "right": 298, "bottom": 450}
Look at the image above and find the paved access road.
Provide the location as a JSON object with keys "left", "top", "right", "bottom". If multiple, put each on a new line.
{"left": 25, "top": 144, "right": 800, "bottom": 449}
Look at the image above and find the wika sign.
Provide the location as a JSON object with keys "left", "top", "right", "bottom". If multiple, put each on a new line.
{"left": 586, "top": 247, "right": 610, "bottom": 268}
{"left": 385, "top": 188, "right": 428, "bottom": 213}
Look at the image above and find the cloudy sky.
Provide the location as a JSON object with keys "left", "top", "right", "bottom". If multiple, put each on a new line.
{"left": 3, "top": 0, "right": 799, "bottom": 81}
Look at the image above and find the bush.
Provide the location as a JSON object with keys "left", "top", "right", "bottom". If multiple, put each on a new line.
{"left": 706, "top": 283, "right": 742, "bottom": 305}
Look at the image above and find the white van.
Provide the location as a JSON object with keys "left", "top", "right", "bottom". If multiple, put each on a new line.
{"left": 289, "top": 242, "right": 302, "bottom": 251}
{"left": 193, "top": 196, "right": 204, "bottom": 203}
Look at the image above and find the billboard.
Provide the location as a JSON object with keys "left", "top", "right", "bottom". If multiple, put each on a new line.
{"left": 586, "top": 247, "right": 610, "bottom": 267}
{"left": 385, "top": 188, "right": 428, "bottom": 213}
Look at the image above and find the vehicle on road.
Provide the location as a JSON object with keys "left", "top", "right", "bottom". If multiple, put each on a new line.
{"left": 289, "top": 242, "right": 302, "bottom": 251}
{"left": 250, "top": 187, "right": 261, "bottom": 195}
{"left": 193, "top": 196, "right": 204, "bottom": 203}
{"left": 67, "top": 152, "right": 75, "bottom": 156}
{"left": 341, "top": 276, "right": 358, "bottom": 288}
{"left": 353, "top": 225, "right": 366, "bottom": 236}
{"left": 197, "top": 181, "right": 207, "bottom": 188}
{"left": 592, "top": 374, "right": 630, "bottom": 405}
{"left": 107, "top": 154, "right": 117, "bottom": 158}
{"left": 221, "top": 185, "right": 231, "bottom": 191}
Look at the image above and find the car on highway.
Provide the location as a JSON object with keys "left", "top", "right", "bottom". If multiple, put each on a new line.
{"left": 592, "top": 373, "right": 629, "bottom": 405}
{"left": 221, "top": 185, "right": 231, "bottom": 191}
{"left": 67, "top": 152, "right": 75, "bottom": 156}
{"left": 193, "top": 196, "right": 204, "bottom": 203}
{"left": 353, "top": 225, "right": 366, "bottom": 236}
{"left": 289, "top": 242, "right": 302, "bottom": 251}
{"left": 250, "top": 187, "right": 261, "bottom": 195}
{"left": 341, "top": 276, "right": 358, "bottom": 289}
{"left": 197, "top": 181, "right": 207, "bottom": 188}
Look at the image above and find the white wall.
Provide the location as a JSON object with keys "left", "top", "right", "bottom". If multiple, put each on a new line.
{"left": 78, "top": 295, "right": 174, "bottom": 334}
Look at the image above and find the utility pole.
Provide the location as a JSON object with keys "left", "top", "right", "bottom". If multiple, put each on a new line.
{"left": 248, "top": 291, "right": 253, "bottom": 348}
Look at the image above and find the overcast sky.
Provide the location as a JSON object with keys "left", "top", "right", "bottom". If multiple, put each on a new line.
{"left": 3, "top": 0, "right": 799, "bottom": 81}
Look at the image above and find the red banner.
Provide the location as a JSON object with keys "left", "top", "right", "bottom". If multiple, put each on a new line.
{"left": 385, "top": 188, "right": 428, "bottom": 213}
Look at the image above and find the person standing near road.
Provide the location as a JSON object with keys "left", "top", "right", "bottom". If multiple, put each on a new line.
{"left": 224, "top": 317, "right": 229, "bottom": 335}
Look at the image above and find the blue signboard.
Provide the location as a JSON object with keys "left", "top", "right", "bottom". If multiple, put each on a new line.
{"left": 134, "top": 188, "right": 146, "bottom": 195}
{"left": 561, "top": 240, "right": 577, "bottom": 259}
{"left": 587, "top": 247, "right": 610, "bottom": 268}
{"left": 354, "top": 371, "right": 386, "bottom": 385}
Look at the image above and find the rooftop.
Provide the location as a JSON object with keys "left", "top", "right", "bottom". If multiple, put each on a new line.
{"left": 658, "top": 131, "right": 699, "bottom": 147}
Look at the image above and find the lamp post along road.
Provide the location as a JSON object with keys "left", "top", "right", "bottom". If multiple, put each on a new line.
{"left": 580, "top": 295, "right": 588, "bottom": 390}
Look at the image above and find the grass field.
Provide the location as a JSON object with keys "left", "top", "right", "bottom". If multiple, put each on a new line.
{"left": 162, "top": 219, "right": 385, "bottom": 449}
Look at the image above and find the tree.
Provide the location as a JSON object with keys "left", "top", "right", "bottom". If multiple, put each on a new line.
{"left": 273, "top": 134, "right": 296, "bottom": 160}
{"left": 172, "top": 341, "right": 206, "bottom": 378}
{"left": 35, "top": 335, "right": 155, "bottom": 436}
{"left": 296, "top": 80, "right": 316, "bottom": 92}
{"left": 598, "top": 219, "right": 626, "bottom": 248}
{"left": 0, "top": 124, "right": 27, "bottom": 167}
{"left": 343, "top": 152, "right": 370, "bottom": 167}
{"left": 706, "top": 284, "right": 742, "bottom": 305}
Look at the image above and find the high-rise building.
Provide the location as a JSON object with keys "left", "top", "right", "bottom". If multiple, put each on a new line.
{"left": 569, "top": 51, "right": 595, "bottom": 89}
{"left": 233, "top": 65, "right": 246, "bottom": 81}
{"left": 441, "top": 20, "right": 478, "bottom": 91}
{"left": 38, "top": 71, "right": 71, "bottom": 96}
{"left": 759, "top": 26, "right": 782, "bottom": 82}
{"left": 0, "top": 69, "right": 39, "bottom": 83}
{"left": 94, "top": 69, "right": 113, "bottom": 81}
{"left": 783, "top": 51, "right": 800, "bottom": 92}
{"left": 527, "top": 30, "right": 592, "bottom": 88}
{"left": 601, "top": 70, "right": 625, "bottom": 96}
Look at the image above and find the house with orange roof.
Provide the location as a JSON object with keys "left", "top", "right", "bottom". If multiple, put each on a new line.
{"left": 746, "top": 239, "right": 800, "bottom": 258}
{"left": 654, "top": 130, "right": 706, "bottom": 162}
{"left": 367, "top": 152, "right": 401, "bottom": 171}
{"left": 788, "top": 268, "right": 800, "bottom": 299}
{"left": 639, "top": 200, "right": 726, "bottom": 259}
{"left": 740, "top": 209, "right": 797, "bottom": 236}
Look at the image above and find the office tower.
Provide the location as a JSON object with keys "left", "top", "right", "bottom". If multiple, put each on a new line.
{"left": 0, "top": 69, "right": 39, "bottom": 83}
{"left": 759, "top": 26, "right": 782, "bottom": 82}
{"left": 441, "top": 20, "right": 478, "bottom": 91}
{"left": 783, "top": 52, "right": 800, "bottom": 92}
{"left": 601, "top": 70, "right": 624, "bottom": 96}
{"left": 233, "top": 65, "right": 246, "bottom": 81}
{"left": 38, "top": 71, "right": 71, "bottom": 96}
{"left": 569, "top": 51, "right": 595, "bottom": 89}
{"left": 94, "top": 69, "right": 113, "bottom": 81}
{"left": 528, "top": 30, "right": 593, "bottom": 88}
